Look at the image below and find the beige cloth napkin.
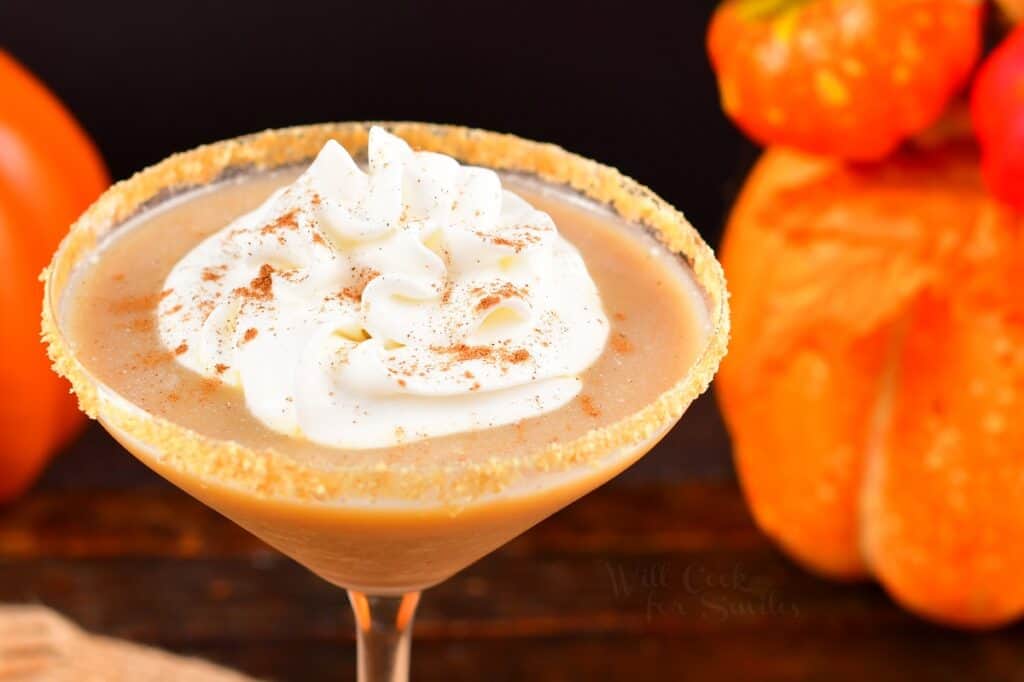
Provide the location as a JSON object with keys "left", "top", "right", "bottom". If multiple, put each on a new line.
{"left": 0, "top": 605, "right": 256, "bottom": 681}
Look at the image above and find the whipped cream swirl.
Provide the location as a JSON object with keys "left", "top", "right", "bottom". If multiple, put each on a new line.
{"left": 158, "top": 127, "right": 609, "bottom": 448}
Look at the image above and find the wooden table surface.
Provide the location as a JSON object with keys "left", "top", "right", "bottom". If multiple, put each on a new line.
{"left": 2, "top": 393, "right": 1022, "bottom": 681}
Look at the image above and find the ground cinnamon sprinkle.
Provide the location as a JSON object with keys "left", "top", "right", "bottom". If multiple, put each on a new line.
{"left": 214, "top": 363, "right": 229, "bottom": 374}
{"left": 472, "top": 282, "right": 527, "bottom": 313}
{"left": 580, "top": 395, "right": 601, "bottom": 417}
{"left": 132, "top": 350, "right": 173, "bottom": 369}
{"left": 201, "top": 267, "right": 224, "bottom": 282}
{"left": 483, "top": 231, "right": 541, "bottom": 253}
{"left": 260, "top": 208, "right": 299, "bottom": 235}
{"left": 242, "top": 328, "right": 258, "bottom": 343}
{"left": 614, "top": 312, "right": 627, "bottom": 321}
{"left": 197, "top": 298, "right": 217, "bottom": 323}
{"left": 611, "top": 332, "right": 633, "bottom": 353}
{"left": 491, "top": 236, "right": 521, "bottom": 250}
{"left": 234, "top": 264, "right": 275, "bottom": 301}
{"left": 476, "top": 295, "right": 501, "bottom": 312}
{"left": 432, "top": 343, "right": 530, "bottom": 367}
{"left": 397, "top": 378, "right": 406, "bottom": 387}
{"left": 339, "top": 267, "right": 381, "bottom": 302}
{"left": 437, "top": 344, "right": 493, "bottom": 362}
{"left": 174, "top": 342, "right": 188, "bottom": 356}
{"left": 128, "top": 317, "right": 154, "bottom": 333}
{"left": 198, "top": 378, "right": 221, "bottom": 397}
{"left": 110, "top": 288, "right": 173, "bottom": 315}
{"left": 507, "top": 348, "right": 531, "bottom": 363}
{"left": 312, "top": 232, "right": 326, "bottom": 246}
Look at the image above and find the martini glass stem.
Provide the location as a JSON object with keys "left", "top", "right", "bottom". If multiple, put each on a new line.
{"left": 347, "top": 590, "right": 421, "bottom": 682}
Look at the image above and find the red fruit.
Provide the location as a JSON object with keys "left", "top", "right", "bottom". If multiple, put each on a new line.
{"left": 707, "top": 0, "right": 984, "bottom": 161}
{"left": 971, "top": 26, "right": 1024, "bottom": 211}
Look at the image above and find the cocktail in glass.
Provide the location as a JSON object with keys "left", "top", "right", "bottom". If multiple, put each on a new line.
{"left": 43, "top": 122, "right": 729, "bottom": 681}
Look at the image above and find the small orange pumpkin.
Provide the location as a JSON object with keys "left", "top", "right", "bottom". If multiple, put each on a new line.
{"left": 707, "top": 0, "right": 983, "bottom": 161}
{"left": 717, "top": 128, "right": 1024, "bottom": 627}
{"left": 0, "top": 51, "right": 108, "bottom": 500}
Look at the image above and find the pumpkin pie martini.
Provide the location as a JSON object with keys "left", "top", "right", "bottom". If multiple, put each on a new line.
{"left": 43, "top": 123, "right": 728, "bottom": 681}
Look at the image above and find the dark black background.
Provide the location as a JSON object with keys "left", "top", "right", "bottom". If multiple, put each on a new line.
{"left": 0, "top": 0, "right": 754, "bottom": 249}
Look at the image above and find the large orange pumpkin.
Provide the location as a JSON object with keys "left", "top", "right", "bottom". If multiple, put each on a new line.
{"left": 717, "top": 129, "right": 1024, "bottom": 628}
{"left": 0, "top": 51, "right": 108, "bottom": 500}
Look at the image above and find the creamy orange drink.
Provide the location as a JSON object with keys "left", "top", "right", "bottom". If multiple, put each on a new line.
{"left": 43, "top": 123, "right": 728, "bottom": 681}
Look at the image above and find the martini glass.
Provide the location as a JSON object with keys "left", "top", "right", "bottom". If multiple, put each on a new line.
{"left": 43, "top": 122, "right": 729, "bottom": 681}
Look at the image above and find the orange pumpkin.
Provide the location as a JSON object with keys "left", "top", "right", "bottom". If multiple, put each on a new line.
{"left": 998, "top": 0, "right": 1024, "bottom": 21}
{"left": 717, "top": 129, "right": 1024, "bottom": 628}
{"left": 0, "top": 51, "right": 108, "bottom": 501}
{"left": 707, "top": 0, "right": 983, "bottom": 161}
